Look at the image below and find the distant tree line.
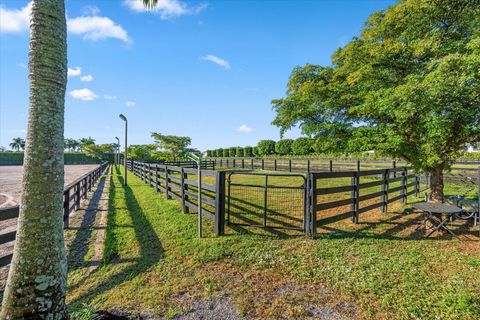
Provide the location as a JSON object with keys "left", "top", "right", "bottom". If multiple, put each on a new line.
{"left": 206, "top": 137, "right": 338, "bottom": 157}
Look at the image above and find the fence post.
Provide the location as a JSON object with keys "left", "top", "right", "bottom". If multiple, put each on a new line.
{"left": 308, "top": 173, "right": 317, "bottom": 236}
{"left": 181, "top": 168, "right": 187, "bottom": 213}
{"left": 165, "top": 166, "right": 171, "bottom": 199}
{"left": 351, "top": 172, "right": 359, "bottom": 223}
{"left": 220, "top": 159, "right": 223, "bottom": 167}
{"left": 242, "top": 159, "right": 245, "bottom": 168}
{"left": 233, "top": 159, "right": 236, "bottom": 168}
{"left": 381, "top": 169, "right": 389, "bottom": 213}
{"left": 251, "top": 159, "right": 254, "bottom": 169}
{"left": 264, "top": 175, "right": 268, "bottom": 227}
{"left": 227, "top": 159, "right": 229, "bottom": 168}
{"left": 261, "top": 159, "right": 265, "bottom": 170}
{"left": 357, "top": 160, "right": 360, "bottom": 171}
{"left": 289, "top": 159, "right": 292, "bottom": 172}
{"left": 401, "top": 167, "right": 407, "bottom": 203}
{"left": 392, "top": 160, "right": 397, "bottom": 178}
{"left": 415, "top": 175, "right": 419, "bottom": 197}
{"left": 75, "top": 182, "right": 81, "bottom": 210}
{"left": 329, "top": 160, "right": 333, "bottom": 172}
{"left": 307, "top": 159, "right": 310, "bottom": 173}
{"left": 274, "top": 159, "right": 277, "bottom": 171}
{"left": 214, "top": 171, "right": 226, "bottom": 236}
{"left": 63, "top": 190, "right": 70, "bottom": 229}
{"left": 155, "top": 165, "right": 160, "bottom": 192}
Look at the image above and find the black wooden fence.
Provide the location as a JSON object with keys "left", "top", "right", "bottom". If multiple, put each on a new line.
{"left": 119, "top": 157, "right": 215, "bottom": 170}
{"left": 127, "top": 161, "right": 225, "bottom": 236}
{"left": 306, "top": 167, "right": 419, "bottom": 236}
{"left": 0, "top": 162, "right": 109, "bottom": 267}
{"left": 126, "top": 160, "right": 419, "bottom": 236}
{"left": 209, "top": 158, "right": 480, "bottom": 184}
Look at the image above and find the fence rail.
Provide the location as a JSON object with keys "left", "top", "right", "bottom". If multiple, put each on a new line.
{"left": 306, "top": 167, "right": 419, "bottom": 235}
{"left": 208, "top": 158, "right": 479, "bottom": 184}
{"left": 0, "top": 162, "right": 109, "bottom": 267}
{"left": 127, "top": 161, "right": 225, "bottom": 236}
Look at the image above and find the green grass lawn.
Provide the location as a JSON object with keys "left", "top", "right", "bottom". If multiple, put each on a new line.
{"left": 67, "top": 166, "right": 480, "bottom": 319}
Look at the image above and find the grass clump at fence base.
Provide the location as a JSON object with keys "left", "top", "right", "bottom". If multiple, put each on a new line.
{"left": 66, "top": 166, "right": 480, "bottom": 319}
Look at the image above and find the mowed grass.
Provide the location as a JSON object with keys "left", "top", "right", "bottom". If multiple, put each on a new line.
{"left": 67, "top": 166, "right": 480, "bottom": 319}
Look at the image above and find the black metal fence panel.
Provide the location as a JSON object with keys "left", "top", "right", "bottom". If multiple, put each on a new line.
{"left": 226, "top": 172, "right": 306, "bottom": 230}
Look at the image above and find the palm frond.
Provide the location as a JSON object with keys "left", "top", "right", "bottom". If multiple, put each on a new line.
{"left": 142, "top": 0, "right": 158, "bottom": 9}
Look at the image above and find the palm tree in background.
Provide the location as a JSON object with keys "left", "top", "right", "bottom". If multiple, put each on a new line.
{"left": 9, "top": 137, "right": 25, "bottom": 151}
{"left": 64, "top": 138, "right": 80, "bottom": 152}
{"left": 1, "top": 0, "right": 68, "bottom": 318}
{"left": 79, "top": 136, "right": 96, "bottom": 151}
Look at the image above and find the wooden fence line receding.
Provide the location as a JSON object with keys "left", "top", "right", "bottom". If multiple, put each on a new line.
{"left": 118, "top": 157, "right": 215, "bottom": 170}
{"left": 0, "top": 162, "right": 109, "bottom": 267}
{"left": 127, "top": 161, "right": 225, "bottom": 236}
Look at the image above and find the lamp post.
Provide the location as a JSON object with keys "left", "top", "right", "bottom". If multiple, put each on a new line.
{"left": 115, "top": 136, "right": 120, "bottom": 165}
{"left": 119, "top": 114, "right": 127, "bottom": 185}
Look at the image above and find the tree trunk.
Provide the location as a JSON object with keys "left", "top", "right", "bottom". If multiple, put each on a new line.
{"left": 1, "top": 0, "right": 68, "bottom": 318}
{"left": 429, "top": 164, "right": 444, "bottom": 203}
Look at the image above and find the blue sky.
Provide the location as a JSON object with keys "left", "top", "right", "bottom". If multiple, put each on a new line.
{"left": 0, "top": 0, "right": 393, "bottom": 151}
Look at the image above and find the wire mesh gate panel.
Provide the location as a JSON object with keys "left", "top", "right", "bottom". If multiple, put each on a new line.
{"left": 227, "top": 172, "right": 307, "bottom": 230}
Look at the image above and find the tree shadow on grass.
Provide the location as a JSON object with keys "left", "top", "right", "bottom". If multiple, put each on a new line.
{"left": 68, "top": 172, "right": 164, "bottom": 308}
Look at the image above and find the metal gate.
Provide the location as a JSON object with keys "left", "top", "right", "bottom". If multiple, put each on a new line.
{"left": 226, "top": 172, "right": 307, "bottom": 230}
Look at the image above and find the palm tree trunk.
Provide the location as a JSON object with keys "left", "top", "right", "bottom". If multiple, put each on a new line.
{"left": 1, "top": 0, "right": 68, "bottom": 318}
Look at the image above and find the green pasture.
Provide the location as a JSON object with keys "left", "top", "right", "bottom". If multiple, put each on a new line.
{"left": 66, "top": 166, "right": 479, "bottom": 319}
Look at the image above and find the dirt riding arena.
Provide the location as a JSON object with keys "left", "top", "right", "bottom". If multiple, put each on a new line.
{"left": 0, "top": 164, "right": 100, "bottom": 208}
{"left": 0, "top": 164, "right": 101, "bottom": 283}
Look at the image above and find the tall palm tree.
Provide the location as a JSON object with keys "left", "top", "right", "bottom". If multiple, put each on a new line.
{"left": 9, "top": 137, "right": 25, "bottom": 151}
{"left": 1, "top": 0, "right": 68, "bottom": 318}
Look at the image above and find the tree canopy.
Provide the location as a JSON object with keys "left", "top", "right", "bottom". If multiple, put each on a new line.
{"left": 272, "top": 0, "right": 480, "bottom": 200}
{"left": 151, "top": 132, "right": 192, "bottom": 160}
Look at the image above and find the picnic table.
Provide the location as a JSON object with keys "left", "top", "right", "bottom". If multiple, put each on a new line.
{"left": 413, "top": 202, "right": 463, "bottom": 237}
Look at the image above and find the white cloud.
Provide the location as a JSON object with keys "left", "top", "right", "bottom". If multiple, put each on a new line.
{"left": 0, "top": 2, "right": 129, "bottom": 43}
{"left": 68, "top": 16, "right": 130, "bottom": 43}
{"left": 125, "top": 100, "right": 136, "bottom": 107}
{"left": 104, "top": 95, "right": 117, "bottom": 100}
{"left": 82, "top": 5, "right": 100, "bottom": 16}
{"left": 80, "top": 75, "right": 93, "bottom": 82}
{"left": 69, "top": 88, "right": 98, "bottom": 101}
{"left": 124, "top": 0, "right": 207, "bottom": 20}
{"left": 68, "top": 67, "right": 82, "bottom": 77}
{"left": 17, "top": 62, "right": 27, "bottom": 68}
{"left": 0, "top": 2, "right": 31, "bottom": 33}
{"left": 200, "top": 55, "right": 230, "bottom": 69}
{"left": 237, "top": 124, "right": 253, "bottom": 133}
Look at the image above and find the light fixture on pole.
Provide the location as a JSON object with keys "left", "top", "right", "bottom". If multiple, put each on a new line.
{"left": 115, "top": 136, "right": 120, "bottom": 165}
{"left": 119, "top": 114, "right": 128, "bottom": 186}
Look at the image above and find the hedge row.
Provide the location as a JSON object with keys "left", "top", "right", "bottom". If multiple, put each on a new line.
{"left": 0, "top": 152, "right": 115, "bottom": 165}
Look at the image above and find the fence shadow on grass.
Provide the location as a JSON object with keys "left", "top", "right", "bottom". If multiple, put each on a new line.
{"left": 68, "top": 171, "right": 164, "bottom": 307}
{"left": 67, "top": 176, "right": 107, "bottom": 270}
{"left": 315, "top": 208, "right": 479, "bottom": 242}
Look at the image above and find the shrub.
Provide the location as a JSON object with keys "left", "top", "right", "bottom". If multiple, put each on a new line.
{"left": 236, "top": 147, "right": 244, "bottom": 157}
{"left": 229, "top": 147, "right": 237, "bottom": 157}
{"left": 222, "top": 148, "right": 229, "bottom": 157}
{"left": 256, "top": 140, "right": 276, "bottom": 156}
{"left": 292, "top": 137, "right": 313, "bottom": 155}
{"left": 275, "top": 139, "right": 294, "bottom": 155}
{"left": 243, "top": 146, "right": 253, "bottom": 157}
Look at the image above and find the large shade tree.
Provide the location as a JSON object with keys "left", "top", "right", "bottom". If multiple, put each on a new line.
{"left": 272, "top": 0, "right": 480, "bottom": 202}
{"left": 151, "top": 132, "right": 192, "bottom": 160}
{"left": 1, "top": 0, "right": 68, "bottom": 317}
